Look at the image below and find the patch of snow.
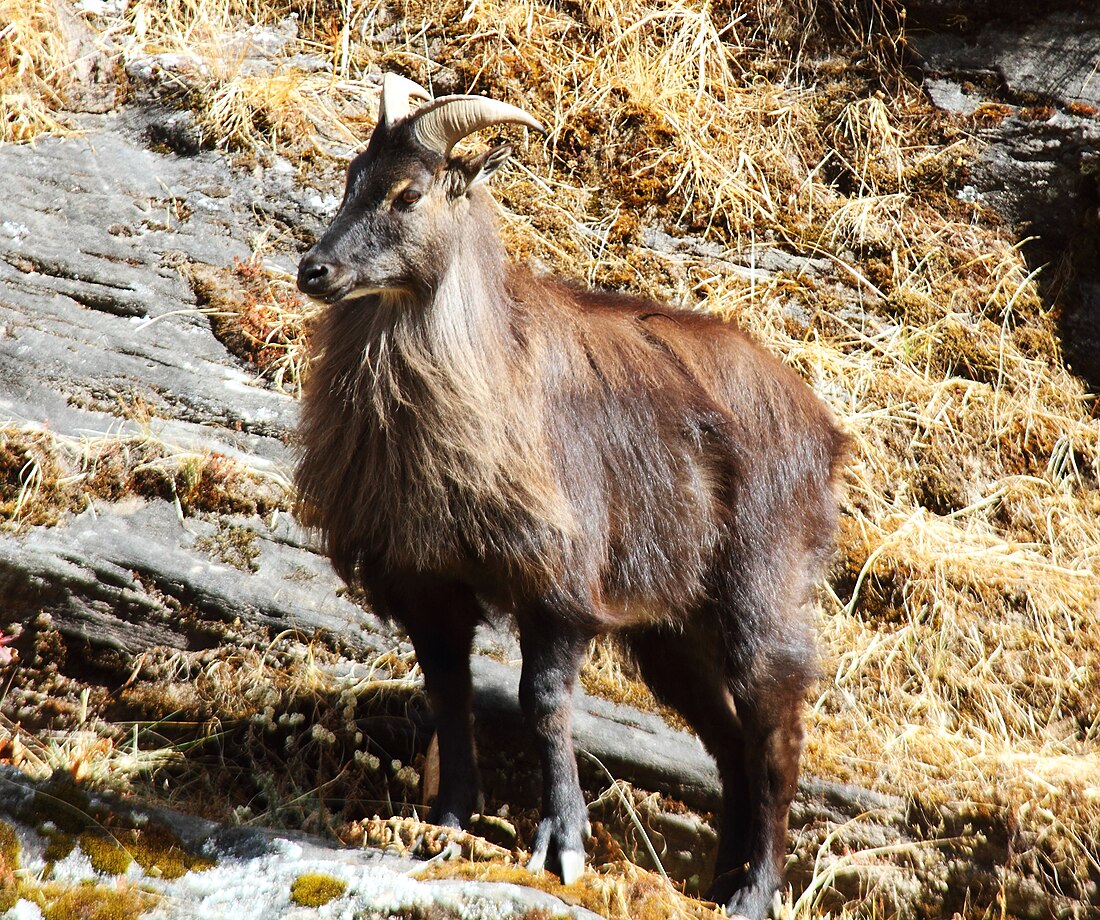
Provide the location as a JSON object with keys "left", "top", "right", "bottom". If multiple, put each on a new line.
{"left": 7, "top": 900, "right": 45, "bottom": 920}
{"left": 1, "top": 221, "right": 30, "bottom": 244}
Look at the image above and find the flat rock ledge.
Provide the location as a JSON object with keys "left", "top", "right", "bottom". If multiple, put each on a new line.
{"left": 0, "top": 766, "right": 603, "bottom": 920}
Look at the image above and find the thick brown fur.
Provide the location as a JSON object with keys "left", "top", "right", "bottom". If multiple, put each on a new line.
{"left": 296, "top": 113, "right": 846, "bottom": 920}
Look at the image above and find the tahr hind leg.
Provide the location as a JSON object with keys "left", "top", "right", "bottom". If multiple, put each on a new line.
{"left": 711, "top": 681, "right": 805, "bottom": 920}
{"left": 630, "top": 620, "right": 809, "bottom": 920}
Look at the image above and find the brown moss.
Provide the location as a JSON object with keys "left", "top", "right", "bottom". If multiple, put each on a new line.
{"left": 972, "top": 102, "right": 1013, "bottom": 125}
{"left": 1012, "top": 325, "right": 1061, "bottom": 364}
{"left": 884, "top": 289, "right": 937, "bottom": 326}
{"left": 195, "top": 522, "right": 261, "bottom": 572}
{"left": 934, "top": 317, "right": 1002, "bottom": 386}
{"left": 188, "top": 259, "right": 315, "bottom": 394}
{"left": 81, "top": 443, "right": 136, "bottom": 503}
{"left": 0, "top": 431, "right": 72, "bottom": 527}
{"left": 127, "top": 450, "right": 285, "bottom": 517}
{"left": 0, "top": 427, "right": 288, "bottom": 527}
{"left": 1067, "top": 101, "right": 1100, "bottom": 118}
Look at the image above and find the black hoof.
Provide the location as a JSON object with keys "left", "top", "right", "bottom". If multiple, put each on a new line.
{"left": 526, "top": 815, "right": 592, "bottom": 884}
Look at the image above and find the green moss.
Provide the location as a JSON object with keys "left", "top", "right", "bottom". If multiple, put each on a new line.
{"left": 29, "top": 881, "right": 156, "bottom": 920}
{"left": 289, "top": 872, "right": 347, "bottom": 907}
{"left": 125, "top": 823, "right": 215, "bottom": 879}
{"left": 0, "top": 819, "right": 19, "bottom": 912}
{"left": 80, "top": 831, "right": 133, "bottom": 875}
{"left": 0, "top": 818, "right": 21, "bottom": 870}
{"left": 43, "top": 830, "right": 76, "bottom": 863}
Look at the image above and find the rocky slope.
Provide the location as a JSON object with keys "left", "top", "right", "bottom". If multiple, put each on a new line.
{"left": 1, "top": 2, "right": 1099, "bottom": 917}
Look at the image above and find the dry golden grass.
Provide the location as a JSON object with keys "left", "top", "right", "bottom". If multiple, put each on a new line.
{"left": 122, "top": 0, "right": 372, "bottom": 154}
{"left": 0, "top": 714, "right": 185, "bottom": 786}
{"left": 0, "top": 0, "right": 75, "bottom": 142}
{"left": 7, "top": 0, "right": 1100, "bottom": 912}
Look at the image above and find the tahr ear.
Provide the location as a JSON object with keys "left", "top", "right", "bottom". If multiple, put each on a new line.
{"left": 445, "top": 144, "right": 513, "bottom": 197}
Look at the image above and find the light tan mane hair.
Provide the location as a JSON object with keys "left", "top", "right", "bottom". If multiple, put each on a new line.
{"left": 297, "top": 189, "right": 575, "bottom": 585}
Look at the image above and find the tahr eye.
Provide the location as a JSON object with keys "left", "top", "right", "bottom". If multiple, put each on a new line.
{"left": 396, "top": 188, "right": 422, "bottom": 208}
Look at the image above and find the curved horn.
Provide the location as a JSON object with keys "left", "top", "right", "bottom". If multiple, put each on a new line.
{"left": 379, "top": 73, "right": 431, "bottom": 128}
{"left": 409, "top": 94, "right": 544, "bottom": 155}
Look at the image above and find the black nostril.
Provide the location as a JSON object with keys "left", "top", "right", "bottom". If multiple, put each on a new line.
{"left": 297, "top": 254, "right": 335, "bottom": 294}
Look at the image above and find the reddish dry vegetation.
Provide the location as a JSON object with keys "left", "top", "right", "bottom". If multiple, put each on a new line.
{"left": 0, "top": 427, "right": 286, "bottom": 529}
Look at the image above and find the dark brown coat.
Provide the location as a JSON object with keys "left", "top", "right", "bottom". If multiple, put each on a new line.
{"left": 296, "top": 97, "right": 845, "bottom": 919}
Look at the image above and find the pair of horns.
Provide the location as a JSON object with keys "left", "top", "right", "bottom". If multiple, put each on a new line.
{"left": 378, "top": 73, "right": 544, "bottom": 155}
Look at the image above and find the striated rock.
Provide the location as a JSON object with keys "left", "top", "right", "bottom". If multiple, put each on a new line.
{"left": 0, "top": 111, "right": 306, "bottom": 442}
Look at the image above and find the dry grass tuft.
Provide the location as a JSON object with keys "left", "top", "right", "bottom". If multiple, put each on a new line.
{"left": 122, "top": 0, "right": 370, "bottom": 154}
{"left": 0, "top": 422, "right": 290, "bottom": 529}
{"left": 189, "top": 252, "right": 318, "bottom": 394}
{"left": 0, "top": 715, "right": 184, "bottom": 787}
{"left": 418, "top": 846, "right": 729, "bottom": 920}
{"left": 0, "top": 0, "right": 75, "bottom": 143}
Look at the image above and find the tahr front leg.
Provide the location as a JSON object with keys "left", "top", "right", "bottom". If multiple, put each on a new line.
{"left": 383, "top": 579, "right": 483, "bottom": 828}
{"left": 516, "top": 611, "right": 592, "bottom": 885}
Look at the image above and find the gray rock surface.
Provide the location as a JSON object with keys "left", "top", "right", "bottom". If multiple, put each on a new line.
{"left": 0, "top": 766, "right": 603, "bottom": 920}
{"left": 912, "top": 10, "right": 1100, "bottom": 108}
{"left": 909, "top": 2, "right": 1100, "bottom": 388}
{"left": 0, "top": 109, "right": 308, "bottom": 443}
